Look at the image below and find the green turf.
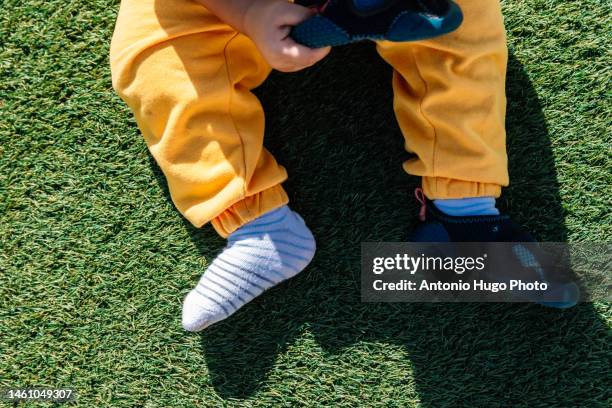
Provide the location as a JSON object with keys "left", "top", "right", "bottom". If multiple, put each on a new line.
{"left": 1, "top": 0, "right": 610, "bottom": 406}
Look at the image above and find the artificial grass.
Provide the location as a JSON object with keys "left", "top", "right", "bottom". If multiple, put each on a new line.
{"left": 1, "top": 0, "right": 610, "bottom": 406}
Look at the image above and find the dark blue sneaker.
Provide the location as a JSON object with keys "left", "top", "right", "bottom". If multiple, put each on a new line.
{"left": 410, "top": 188, "right": 580, "bottom": 308}
{"left": 291, "top": 0, "right": 464, "bottom": 48}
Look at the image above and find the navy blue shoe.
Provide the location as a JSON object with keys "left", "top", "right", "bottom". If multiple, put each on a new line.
{"left": 410, "top": 189, "right": 580, "bottom": 308}
{"left": 291, "top": 0, "right": 464, "bottom": 48}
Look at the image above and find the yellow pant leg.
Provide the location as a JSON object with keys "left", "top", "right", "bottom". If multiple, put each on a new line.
{"left": 377, "top": 0, "right": 509, "bottom": 199}
{"left": 110, "top": 0, "right": 289, "bottom": 237}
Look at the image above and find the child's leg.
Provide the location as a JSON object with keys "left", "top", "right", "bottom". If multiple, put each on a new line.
{"left": 376, "top": 2, "right": 579, "bottom": 306}
{"left": 111, "top": 0, "right": 316, "bottom": 331}
{"left": 376, "top": 0, "right": 509, "bottom": 201}
{"left": 111, "top": 0, "right": 289, "bottom": 238}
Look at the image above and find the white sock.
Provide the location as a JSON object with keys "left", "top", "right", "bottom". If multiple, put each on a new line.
{"left": 182, "top": 205, "right": 316, "bottom": 332}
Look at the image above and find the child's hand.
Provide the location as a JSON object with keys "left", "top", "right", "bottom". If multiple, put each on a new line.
{"left": 243, "top": 0, "right": 331, "bottom": 72}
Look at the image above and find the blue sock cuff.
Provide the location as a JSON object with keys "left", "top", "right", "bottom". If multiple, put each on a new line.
{"left": 433, "top": 197, "right": 499, "bottom": 217}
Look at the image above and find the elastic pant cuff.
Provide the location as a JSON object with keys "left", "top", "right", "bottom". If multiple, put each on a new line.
{"left": 422, "top": 177, "right": 502, "bottom": 199}
{"left": 211, "top": 185, "right": 289, "bottom": 238}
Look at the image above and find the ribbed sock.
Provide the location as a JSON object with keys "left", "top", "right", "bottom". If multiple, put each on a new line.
{"left": 433, "top": 197, "right": 499, "bottom": 217}
{"left": 182, "top": 205, "right": 316, "bottom": 332}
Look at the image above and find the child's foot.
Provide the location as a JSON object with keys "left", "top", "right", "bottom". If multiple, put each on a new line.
{"left": 291, "top": 0, "right": 463, "bottom": 48}
{"left": 410, "top": 189, "right": 580, "bottom": 308}
{"left": 182, "top": 206, "right": 316, "bottom": 332}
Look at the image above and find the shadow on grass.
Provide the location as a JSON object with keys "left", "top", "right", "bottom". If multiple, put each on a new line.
{"left": 148, "top": 44, "right": 609, "bottom": 405}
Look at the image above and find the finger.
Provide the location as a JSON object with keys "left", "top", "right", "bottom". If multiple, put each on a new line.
{"left": 276, "top": 3, "right": 316, "bottom": 27}
{"left": 279, "top": 37, "right": 331, "bottom": 67}
{"left": 306, "top": 45, "right": 332, "bottom": 64}
{"left": 274, "top": 52, "right": 329, "bottom": 73}
{"left": 275, "top": 64, "right": 309, "bottom": 73}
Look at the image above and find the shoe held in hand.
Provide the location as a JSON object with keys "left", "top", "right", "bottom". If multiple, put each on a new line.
{"left": 291, "top": 0, "right": 464, "bottom": 47}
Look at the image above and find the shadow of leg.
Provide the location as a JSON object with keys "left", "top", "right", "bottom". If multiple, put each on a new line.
{"left": 502, "top": 54, "right": 567, "bottom": 242}
{"left": 145, "top": 43, "right": 609, "bottom": 404}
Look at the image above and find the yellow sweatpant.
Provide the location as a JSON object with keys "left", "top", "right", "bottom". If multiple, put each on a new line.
{"left": 110, "top": 0, "right": 509, "bottom": 237}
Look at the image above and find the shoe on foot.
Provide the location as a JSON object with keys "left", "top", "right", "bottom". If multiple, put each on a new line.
{"left": 182, "top": 205, "right": 316, "bottom": 332}
{"left": 410, "top": 188, "right": 580, "bottom": 308}
{"left": 291, "top": 0, "right": 464, "bottom": 48}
